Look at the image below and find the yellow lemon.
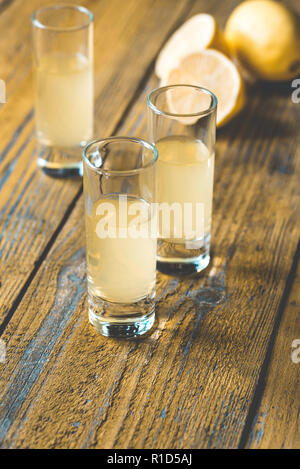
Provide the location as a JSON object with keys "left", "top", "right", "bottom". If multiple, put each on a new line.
{"left": 224, "top": 0, "right": 300, "bottom": 81}
{"left": 162, "top": 49, "right": 246, "bottom": 127}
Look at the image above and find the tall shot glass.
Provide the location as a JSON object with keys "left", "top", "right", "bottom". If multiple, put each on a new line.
{"left": 147, "top": 85, "right": 217, "bottom": 276}
{"left": 32, "top": 4, "right": 94, "bottom": 177}
{"left": 83, "top": 137, "right": 158, "bottom": 338}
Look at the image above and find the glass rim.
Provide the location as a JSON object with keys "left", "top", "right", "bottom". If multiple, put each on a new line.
{"left": 147, "top": 84, "right": 217, "bottom": 119}
{"left": 31, "top": 4, "right": 93, "bottom": 32}
{"left": 83, "top": 136, "right": 158, "bottom": 176}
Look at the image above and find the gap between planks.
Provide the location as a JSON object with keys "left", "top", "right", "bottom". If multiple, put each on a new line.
{"left": 0, "top": 0, "right": 196, "bottom": 336}
{"left": 238, "top": 240, "right": 300, "bottom": 447}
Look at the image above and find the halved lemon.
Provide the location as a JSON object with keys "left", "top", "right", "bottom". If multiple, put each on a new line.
{"left": 155, "top": 14, "right": 228, "bottom": 80}
{"left": 162, "top": 49, "right": 246, "bottom": 127}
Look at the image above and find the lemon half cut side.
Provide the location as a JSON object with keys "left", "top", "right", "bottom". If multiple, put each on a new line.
{"left": 162, "top": 49, "right": 245, "bottom": 127}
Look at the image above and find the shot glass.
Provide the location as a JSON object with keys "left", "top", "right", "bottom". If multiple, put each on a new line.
{"left": 147, "top": 85, "right": 217, "bottom": 275}
{"left": 83, "top": 137, "right": 158, "bottom": 338}
{"left": 32, "top": 4, "right": 94, "bottom": 177}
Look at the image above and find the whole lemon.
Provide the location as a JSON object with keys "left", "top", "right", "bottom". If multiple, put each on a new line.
{"left": 224, "top": 0, "right": 300, "bottom": 81}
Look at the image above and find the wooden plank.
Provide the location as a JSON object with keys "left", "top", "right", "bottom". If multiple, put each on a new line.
{"left": 245, "top": 253, "right": 300, "bottom": 449}
{"left": 1, "top": 10, "right": 299, "bottom": 447}
{"left": 1, "top": 0, "right": 299, "bottom": 449}
{"left": 0, "top": 0, "right": 191, "bottom": 326}
{"left": 0, "top": 194, "right": 227, "bottom": 449}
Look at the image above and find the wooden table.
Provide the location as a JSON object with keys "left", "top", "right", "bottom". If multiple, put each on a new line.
{"left": 0, "top": 0, "right": 299, "bottom": 449}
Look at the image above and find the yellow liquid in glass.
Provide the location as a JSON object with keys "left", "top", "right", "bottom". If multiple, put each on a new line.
{"left": 156, "top": 136, "right": 214, "bottom": 242}
{"left": 34, "top": 52, "right": 93, "bottom": 147}
{"left": 85, "top": 196, "right": 157, "bottom": 304}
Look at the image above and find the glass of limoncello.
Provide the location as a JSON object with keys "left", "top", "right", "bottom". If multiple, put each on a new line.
{"left": 147, "top": 85, "right": 217, "bottom": 275}
{"left": 32, "top": 5, "right": 94, "bottom": 177}
{"left": 83, "top": 137, "right": 158, "bottom": 338}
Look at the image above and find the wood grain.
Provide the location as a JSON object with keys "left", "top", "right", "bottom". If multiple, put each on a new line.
{"left": 1, "top": 48, "right": 299, "bottom": 452}
{"left": 0, "top": 0, "right": 299, "bottom": 450}
{"left": 0, "top": 0, "right": 191, "bottom": 326}
{"left": 246, "top": 251, "right": 300, "bottom": 449}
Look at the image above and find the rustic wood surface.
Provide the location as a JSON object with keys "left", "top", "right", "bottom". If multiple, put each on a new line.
{"left": 0, "top": 0, "right": 299, "bottom": 449}
{"left": 246, "top": 256, "right": 300, "bottom": 449}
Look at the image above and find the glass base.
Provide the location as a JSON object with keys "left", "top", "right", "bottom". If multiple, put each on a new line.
{"left": 37, "top": 142, "right": 85, "bottom": 177}
{"left": 89, "top": 309, "right": 155, "bottom": 338}
{"left": 88, "top": 292, "right": 155, "bottom": 339}
{"left": 156, "top": 235, "right": 210, "bottom": 276}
